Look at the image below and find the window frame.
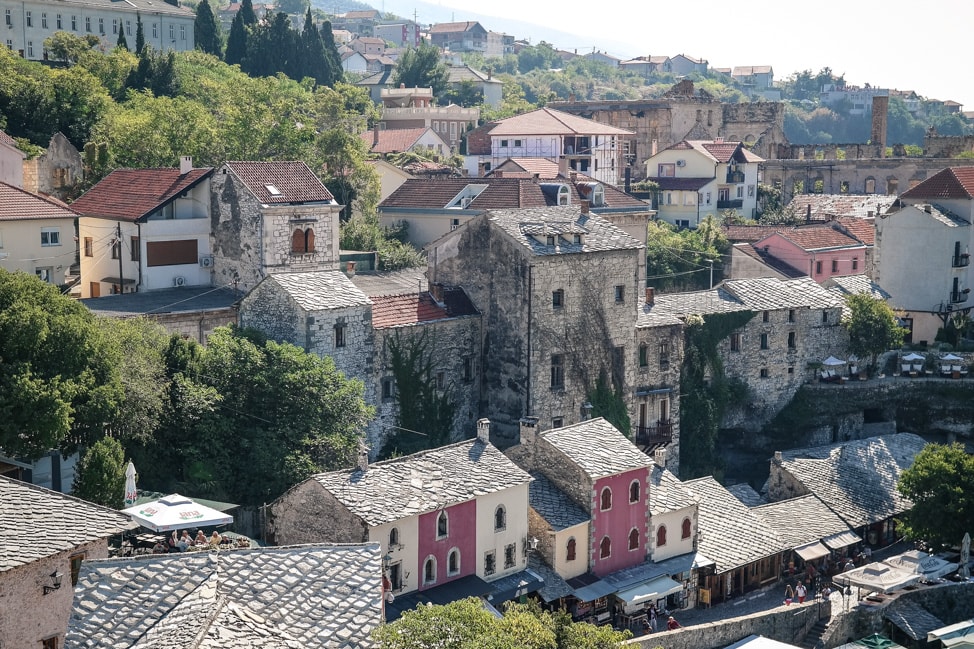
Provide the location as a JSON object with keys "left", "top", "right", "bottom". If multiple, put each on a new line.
{"left": 423, "top": 556, "right": 437, "bottom": 585}
{"left": 629, "top": 479, "right": 640, "bottom": 503}
{"left": 40, "top": 227, "right": 61, "bottom": 247}
{"left": 436, "top": 510, "right": 449, "bottom": 539}
{"left": 614, "top": 285, "right": 625, "bottom": 303}
{"left": 484, "top": 550, "right": 496, "bottom": 576}
{"left": 760, "top": 333, "right": 769, "bottom": 350}
{"left": 681, "top": 517, "right": 692, "bottom": 540}
{"left": 550, "top": 354, "right": 564, "bottom": 390}
{"left": 566, "top": 537, "right": 577, "bottom": 561}
{"left": 504, "top": 542, "right": 516, "bottom": 569}
{"left": 552, "top": 288, "right": 564, "bottom": 309}
{"left": 599, "top": 486, "right": 612, "bottom": 511}
{"left": 628, "top": 527, "right": 640, "bottom": 551}
{"left": 447, "top": 548, "right": 460, "bottom": 576}
{"left": 599, "top": 535, "right": 611, "bottom": 559}
{"left": 656, "top": 525, "right": 667, "bottom": 547}
{"left": 494, "top": 505, "right": 506, "bottom": 532}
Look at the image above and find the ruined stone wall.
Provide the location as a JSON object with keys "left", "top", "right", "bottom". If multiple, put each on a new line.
{"left": 22, "top": 132, "right": 82, "bottom": 200}
{"left": 147, "top": 307, "right": 238, "bottom": 344}
{"left": 265, "top": 480, "right": 369, "bottom": 545}
{"left": 634, "top": 322, "right": 684, "bottom": 471}
{"left": 924, "top": 133, "right": 974, "bottom": 158}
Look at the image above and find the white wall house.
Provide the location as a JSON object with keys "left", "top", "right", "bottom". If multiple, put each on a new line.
{"left": 0, "top": 182, "right": 78, "bottom": 285}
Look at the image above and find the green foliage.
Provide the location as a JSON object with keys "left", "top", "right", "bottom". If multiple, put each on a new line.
{"left": 392, "top": 40, "right": 449, "bottom": 97}
{"left": 72, "top": 436, "right": 126, "bottom": 508}
{"left": 843, "top": 293, "right": 906, "bottom": 372}
{"left": 135, "top": 14, "right": 145, "bottom": 53}
{"left": 224, "top": 12, "right": 248, "bottom": 65}
{"left": 117, "top": 25, "right": 129, "bottom": 50}
{"left": 645, "top": 217, "right": 728, "bottom": 293}
{"left": 380, "top": 329, "right": 458, "bottom": 458}
{"left": 238, "top": 0, "right": 257, "bottom": 25}
{"left": 517, "top": 41, "right": 560, "bottom": 74}
{"left": 276, "top": 0, "right": 308, "bottom": 13}
{"left": 126, "top": 48, "right": 180, "bottom": 98}
{"left": 45, "top": 32, "right": 101, "bottom": 64}
{"left": 194, "top": 0, "right": 223, "bottom": 57}
{"left": 587, "top": 374, "right": 631, "bottom": 436}
{"left": 372, "top": 598, "right": 631, "bottom": 649}
{"left": 897, "top": 443, "right": 974, "bottom": 549}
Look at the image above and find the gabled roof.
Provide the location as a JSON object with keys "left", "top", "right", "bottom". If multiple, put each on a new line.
{"left": 223, "top": 161, "right": 334, "bottom": 205}
{"left": 541, "top": 418, "right": 650, "bottom": 480}
{"left": 751, "top": 494, "right": 853, "bottom": 549}
{"left": 70, "top": 167, "right": 214, "bottom": 222}
{"left": 827, "top": 274, "right": 892, "bottom": 300}
{"left": 653, "top": 177, "right": 712, "bottom": 191}
{"left": 428, "top": 21, "right": 484, "bottom": 33}
{"left": 649, "top": 464, "right": 697, "bottom": 515}
{"left": 370, "top": 288, "right": 479, "bottom": 328}
{"left": 789, "top": 194, "right": 896, "bottom": 221}
{"left": 0, "top": 181, "right": 77, "bottom": 221}
{"left": 342, "top": 9, "right": 379, "bottom": 19}
{"left": 661, "top": 139, "right": 763, "bottom": 165}
{"left": 488, "top": 107, "right": 634, "bottom": 137}
{"left": 732, "top": 66, "right": 773, "bottom": 76}
{"left": 361, "top": 127, "right": 442, "bottom": 154}
{"left": 66, "top": 545, "right": 383, "bottom": 647}
{"left": 0, "top": 130, "right": 23, "bottom": 155}
{"left": 447, "top": 65, "right": 502, "bottom": 85}
{"left": 491, "top": 158, "right": 561, "bottom": 179}
{"left": 762, "top": 226, "right": 864, "bottom": 252}
{"left": 529, "top": 472, "right": 589, "bottom": 531}
{"left": 310, "top": 438, "right": 531, "bottom": 526}
{"left": 349, "top": 269, "right": 428, "bottom": 297}
{"left": 0, "top": 476, "right": 136, "bottom": 572}
{"left": 834, "top": 217, "right": 876, "bottom": 246}
{"left": 487, "top": 206, "right": 644, "bottom": 257}
{"left": 722, "top": 276, "right": 845, "bottom": 311}
{"left": 732, "top": 243, "right": 806, "bottom": 279}
{"left": 260, "top": 271, "right": 371, "bottom": 312}
{"left": 901, "top": 167, "right": 974, "bottom": 200}
{"left": 775, "top": 433, "right": 926, "bottom": 528}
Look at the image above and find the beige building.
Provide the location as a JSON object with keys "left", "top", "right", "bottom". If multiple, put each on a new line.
{"left": 0, "top": 181, "right": 78, "bottom": 285}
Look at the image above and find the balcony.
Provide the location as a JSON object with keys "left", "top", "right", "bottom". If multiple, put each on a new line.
{"left": 717, "top": 199, "right": 743, "bottom": 209}
{"left": 952, "top": 254, "right": 970, "bottom": 268}
{"left": 635, "top": 420, "right": 673, "bottom": 449}
{"left": 950, "top": 289, "right": 970, "bottom": 304}
{"left": 725, "top": 170, "right": 745, "bottom": 184}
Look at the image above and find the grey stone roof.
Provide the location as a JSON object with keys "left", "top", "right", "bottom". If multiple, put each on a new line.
{"left": 529, "top": 472, "right": 589, "bottom": 531}
{"left": 751, "top": 494, "right": 853, "bottom": 549}
{"left": 726, "top": 483, "right": 765, "bottom": 507}
{"left": 528, "top": 553, "right": 573, "bottom": 603}
{"left": 66, "top": 544, "right": 382, "bottom": 648}
{"left": 541, "top": 418, "right": 651, "bottom": 479}
{"left": 81, "top": 286, "right": 240, "bottom": 317}
{"left": 649, "top": 465, "right": 698, "bottom": 515}
{"left": 487, "top": 206, "right": 643, "bottom": 257}
{"left": 723, "top": 277, "right": 845, "bottom": 311}
{"left": 0, "top": 476, "right": 136, "bottom": 573}
{"left": 776, "top": 433, "right": 926, "bottom": 529}
{"left": 885, "top": 600, "right": 945, "bottom": 641}
{"left": 684, "top": 476, "right": 787, "bottom": 574}
{"left": 311, "top": 439, "right": 532, "bottom": 526}
{"left": 350, "top": 269, "right": 429, "bottom": 297}
{"left": 637, "top": 287, "right": 749, "bottom": 327}
{"left": 827, "top": 274, "right": 892, "bottom": 300}
{"left": 265, "top": 271, "right": 371, "bottom": 312}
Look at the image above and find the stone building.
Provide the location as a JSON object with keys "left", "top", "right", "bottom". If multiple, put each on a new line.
{"left": 22, "top": 132, "right": 83, "bottom": 201}
{"left": 0, "top": 476, "right": 135, "bottom": 649}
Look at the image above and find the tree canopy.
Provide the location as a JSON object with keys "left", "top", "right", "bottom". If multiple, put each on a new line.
{"left": 645, "top": 217, "right": 728, "bottom": 293}
{"left": 73, "top": 436, "right": 127, "bottom": 508}
{"left": 392, "top": 40, "right": 449, "bottom": 98}
{"left": 898, "top": 443, "right": 974, "bottom": 550}
{"left": 194, "top": 0, "right": 223, "bottom": 57}
{"left": 843, "top": 293, "right": 906, "bottom": 372}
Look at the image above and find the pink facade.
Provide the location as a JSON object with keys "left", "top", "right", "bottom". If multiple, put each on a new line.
{"left": 757, "top": 232, "right": 866, "bottom": 283}
{"left": 417, "top": 500, "right": 477, "bottom": 591}
{"left": 590, "top": 468, "right": 649, "bottom": 577}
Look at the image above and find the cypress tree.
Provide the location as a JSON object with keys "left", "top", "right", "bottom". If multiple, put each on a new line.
{"left": 117, "top": 26, "right": 129, "bottom": 50}
{"left": 224, "top": 12, "right": 247, "bottom": 66}
{"left": 319, "top": 20, "right": 342, "bottom": 85}
{"left": 194, "top": 0, "right": 222, "bottom": 56}
{"left": 302, "top": 8, "right": 329, "bottom": 85}
{"left": 135, "top": 14, "right": 145, "bottom": 53}
{"left": 239, "top": 0, "right": 257, "bottom": 26}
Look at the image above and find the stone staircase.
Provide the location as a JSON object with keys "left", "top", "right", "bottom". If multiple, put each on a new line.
{"left": 799, "top": 618, "right": 830, "bottom": 649}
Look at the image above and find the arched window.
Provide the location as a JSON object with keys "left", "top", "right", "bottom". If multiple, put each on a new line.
{"left": 389, "top": 527, "right": 399, "bottom": 547}
{"left": 599, "top": 536, "right": 611, "bottom": 559}
{"left": 865, "top": 177, "right": 876, "bottom": 194}
{"left": 628, "top": 528, "right": 639, "bottom": 550}
{"left": 424, "top": 556, "right": 436, "bottom": 584}
{"left": 437, "top": 511, "right": 448, "bottom": 538}
{"left": 682, "top": 517, "right": 692, "bottom": 540}
{"left": 600, "top": 487, "right": 612, "bottom": 511}
{"left": 291, "top": 227, "right": 316, "bottom": 254}
{"left": 447, "top": 548, "right": 460, "bottom": 575}
{"left": 494, "top": 505, "right": 506, "bottom": 531}
{"left": 656, "top": 525, "right": 667, "bottom": 547}
{"left": 567, "top": 537, "right": 577, "bottom": 561}
{"left": 629, "top": 480, "right": 640, "bottom": 503}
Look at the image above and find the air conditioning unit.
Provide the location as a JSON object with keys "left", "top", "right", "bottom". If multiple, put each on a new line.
{"left": 676, "top": 159, "right": 686, "bottom": 167}
{"left": 200, "top": 255, "right": 214, "bottom": 268}
{"left": 173, "top": 276, "right": 186, "bottom": 287}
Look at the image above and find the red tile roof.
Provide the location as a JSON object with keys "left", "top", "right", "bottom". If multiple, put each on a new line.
{"left": 0, "top": 182, "right": 77, "bottom": 221}
{"left": 428, "top": 21, "right": 482, "bottom": 33}
{"left": 489, "top": 108, "right": 634, "bottom": 137}
{"left": 492, "top": 158, "right": 561, "bottom": 179}
{"left": 70, "top": 167, "right": 213, "bottom": 222}
{"left": 371, "top": 288, "right": 478, "bottom": 328}
{"left": 0, "top": 130, "right": 18, "bottom": 150}
{"left": 834, "top": 217, "right": 875, "bottom": 246}
{"left": 900, "top": 167, "right": 974, "bottom": 200}
{"left": 224, "top": 161, "right": 334, "bottom": 205}
{"left": 361, "top": 127, "right": 437, "bottom": 154}
{"left": 766, "top": 226, "right": 864, "bottom": 251}
{"left": 722, "top": 224, "right": 783, "bottom": 242}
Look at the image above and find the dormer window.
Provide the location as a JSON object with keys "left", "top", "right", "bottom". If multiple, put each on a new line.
{"left": 546, "top": 235, "right": 555, "bottom": 246}
{"left": 573, "top": 234, "right": 582, "bottom": 245}
{"left": 265, "top": 184, "right": 282, "bottom": 196}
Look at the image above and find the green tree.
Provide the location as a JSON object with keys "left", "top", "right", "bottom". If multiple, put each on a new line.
{"left": 117, "top": 24, "right": 129, "bottom": 50}
{"left": 392, "top": 39, "right": 449, "bottom": 97}
{"left": 319, "top": 20, "right": 343, "bottom": 85}
{"left": 843, "top": 293, "right": 906, "bottom": 374}
{"left": 135, "top": 14, "right": 145, "bottom": 53}
{"left": 44, "top": 32, "right": 100, "bottom": 64}
{"left": 224, "top": 12, "right": 248, "bottom": 66}
{"left": 645, "top": 217, "right": 727, "bottom": 293}
{"left": 276, "top": 0, "right": 308, "bottom": 14}
{"left": 194, "top": 0, "right": 222, "bottom": 57}
{"left": 101, "top": 317, "right": 168, "bottom": 444}
{"left": 897, "top": 443, "right": 974, "bottom": 549}
{"left": 73, "top": 436, "right": 126, "bottom": 508}
{"left": 238, "top": 0, "right": 257, "bottom": 25}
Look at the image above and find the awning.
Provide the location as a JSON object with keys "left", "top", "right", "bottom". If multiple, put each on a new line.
{"left": 385, "top": 574, "right": 494, "bottom": 621}
{"left": 121, "top": 493, "right": 233, "bottom": 532}
{"left": 572, "top": 579, "right": 616, "bottom": 602}
{"left": 100, "top": 276, "right": 137, "bottom": 285}
{"left": 823, "top": 530, "right": 861, "bottom": 550}
{"left": 795, "top": 541, "right": 831, "bottom": 562}
{"left": 615, "top": 576, "right": 683, "bottom": 605}
{"left": 487, "top": 568, "right": 544, "bottom": 604}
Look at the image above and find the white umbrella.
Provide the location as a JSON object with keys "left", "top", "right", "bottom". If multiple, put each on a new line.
{"left": 124, "top": 461, "right": 138, "bottom": 507}
{"left": 822, "top": 356, "right": 846, "bottom": 366}
{"left": 942, "top": 353, "right": 963, "bottom": 361}
{"left": 903, "top": 352, "right": 925, "bottom": 362}
{"left": 122, "top": 493, "right": 233, "bottom": 532}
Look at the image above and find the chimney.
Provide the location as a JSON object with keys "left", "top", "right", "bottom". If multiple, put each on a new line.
{"left": 871, "top": 95, "right": 889, "bottom": 157}
{"left": 373, "top": 125, "right": 380, "bottom": 147}
{"left": 179, "top": 156, "right": 192, "bottom": 175}
{"left": 519, "top": 416, "right": 539, "bottom": 446}
{"left": 399, "top": 83, "right": 406, "bottom": 88}
{"left": 487, "top": 68, "right": 492, "bottom": 80}
{"left": 357, "top": 441, "right": 370, "bottom": 472}
{"left": 558, "top": 156, "right": 569, "bottom": 178}
{"left": 580, "top": 199, "right": 590, "bottom": 215}
{"left": 477, "top": 418, "right": 491, "bottom": 443}
{"left": 806, "top": 204, "right": 812, "bottom": 222}
{"left": 569, "top": 171, "right": 577, "bottom": 183}
{"left": 345, "top": 260, "right": 357, "bottom": 277}
{"left": 429, "top": 282, "right": 444, "bottom": 304}
{"left": 645, "top": 286, "right": 655, "bottom": 306}
{"left": 773, "top": 450, "right": 783, "bottom": 465}
{"left": 653, "top": 447, "right": 667, "bottom": 468}
{"left": 580, "top": 401, "right": 593, "bottom": 421}
{"left": 651, "top": 139, "right": 658, "bottom": 156}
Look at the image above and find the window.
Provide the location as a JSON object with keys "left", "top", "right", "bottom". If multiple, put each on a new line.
{"left": 112, "top": 18, "right": 118, "bottom": 33}
{"left": 85, "top": 16, "right": 91, "bottom": 32}
{"left": 599, "top": 536, "right": 611, "bottom": 559}
{"left": 831, "top": 259, "right": 838, "bottom": 273}
{"left": 550, "top": 354, "right": 564, "bottom": 390}
{"left": 447, "top": 549, "right": 460, "bottom": 575}
{"left": 484, "top": 550, "right": 496, "bottom": 576}
{"left": 788, "top": 331, "right": 796, "bottom": 350}
{"left": 852, "top": 258, "right": 859, "bottom": 271}
{"left": 656, "top": 525, "right": 667, "bottom": 547}
{"left": 566, "top": 538, "right": 577, "bottom": 561}
{"left": 494, "top": 505, "right": 506, "bottom": 531}
{"left": 736, "top": 185, "right": 744, "bottom": 198}
{"left": 169, "top": 24, "right": 174, "bottom": 40}
{"left": 152, "top": 23, "right": 158, "bottom": 38}
{"left": 628, "top": 528, "right": 639, "bottom": 551}
{"left": 4, "top": 9, "right": 10, "bottom": 26}
{"left": 788, "top": 309, "right": 795, "bottom": 323}
{"left": 25, "top": 10, "right": 32, "bottom": 26}
{"left": 682, "top": 518, "right": 692, "bottom": 539}
{"left": 40, "top": 228, "right": 61, "bottom": 247}
{"left": 545, "top": 234, "right": 555, "bottom": 246}
{"left": 551, "top": 416, "right": 564, "bottom": 428}
{"left": 500, "top": 139, "right": 508, "bottom": 147}
{"left": 822, "top": 311, "right": 829, "bottom": 324}
{"left": 57, "top": 14, "right": 62, "bottom": 28}
{"left": 552, "top": 289, "right": 564, "bottom": 309}
{"left": 684, "top": 191, "right": 696, "bottom": 205}
{"left": 437, "top": 511, "right": 448, "bottom": 538}
{"left": 463, "top": 357, "right": 473, "bottom": 382}
{"left": 381, "top": 377, "right": 394, "bottom": 400}
{"left": 815, "top": 260, "right": 823, "bottom": 275}
{"left": 27, "top": 41, "right": 33, "bottom": 57}
{"left": 98, "top": 18, "right": 104, "bottom": 34}
{"left": 629, "top": 480, "right": 640, "bottom": 503}
{"left": 748, "top": 184, "right": 755, "bottom": 197}
{"left": 334, "top": 324, "right": 345, "bottom": 348}
{"left": 762, "top": 310, "right": 769, "bottom": 323}
{"left": 424, "top": 557, "right": 436, "bottom": 585}
{"left": 573, "top": 233, "right": 581, "bottom": 244}
{"left": 658, "top": 163, "right": 675, "bottom": 177}
{"left": 42, "top": 638, "right": 59, "bottom": 649}
{"left": 730, "top": 333, "right": 741, "bottom": 352}
{"left": 600, "top": 487, "right": 612, "bottom": 511}
{"left": 435, "top": 371, "right": 445, "bottom": 390}
{"left": 41, "top": 13, "right": 47, "bottom": 28}
{"left": 638, "top": 343, "right": 648, "bottom": 368}
{"left": 513, "top": 139, "right": 522, "bottom": 147}
{"left": 705, "top": 192, "right": 711, "bottom": 205}
{"left": 291, "top": 228, "right": 315, "bottom": 254}
{"left": 126, "top": 20, "right": 131, "bottom": 34}
{"left": 70, "top": 553, "right": 85, "bottom": 585}
{"left": 180, "top": 25, "right": 185, "bottom": 40}
{"left": 788, "top": 366, "right": 794, "bottom": 374}
{"left": 760, "top": 368, "right": 769, "bottom": 378}
{"left": 865, "top": 178, "right": 876, "bottom": 194}
{"left": 84, "top": 237, "right": 93, "bottom": 257}
{"left": 504, "top": 543, "right": 516, "bottom": 568}
{"left": 760, "top": 333, "right": 768, "bottom": 350}
{"left": 659, "top": 341, "right": 670, "bottom": 369}
{"left": 614, "top": 285, "right": 624, "bottom": 303}
{"left": 72, "top": 15, "right": 77, "bottom": 30}
{"left": 389, "top": 527, "right": 399, "bottom": 547}
{"left": 130, "top": 236, "right": 140, "bottom": 261}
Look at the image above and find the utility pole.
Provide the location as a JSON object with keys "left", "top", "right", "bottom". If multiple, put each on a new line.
{"left": 117, "top": 222, "right": 124, "bottom": 295}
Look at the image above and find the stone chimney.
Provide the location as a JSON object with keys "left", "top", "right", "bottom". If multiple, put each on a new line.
{"left": 645, "top": 286, "right": 655, "bottom": 306}
{"left": 477, "top": 418, "right": 491, "bottom": 444}
{"left": 569, "top": 171, "right": 578, "bottom": 183}
{"left": 580, "top": 199, "right": 590, "bottom": 215}
{"left": 487, "top": 68, "right": 492, "bottom": 80}
{"left": 429, "top": 282, "right": 444, "bottom": 304}
{"left": 653, "top": 447, "right": 667, "bottom": 468}
{"left": 558, "top": 156, "right": 569, "bottom": 178}
{"left": 345, "top": 261, "right": 357, "bottom": 277}
{"left": 357, "top": 441, "right": 370, "bottom": 472}
{"left": 179, "top": 156, "right": 192, "bottom": 175}
{"left": 773, "top": 450, "right": 783, "bottom": 465}
{"left": 871, "top": 95, "right": 889, "bottom": 158}
{"left": 580, "top": 402, "right": 593, "bottom": 421}
{"left": 373, "top": 125, "right": 380, "bottom": 147}
{"left": 519, "top": 416, "right": 539, "bottom": 447}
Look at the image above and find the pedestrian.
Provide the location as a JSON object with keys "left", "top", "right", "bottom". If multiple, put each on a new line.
{"left": 667, "top": 616, "right": 681, "bottom": 630}
{"left": 784, "top": 583, "right": 794, "bottom": 605}
{"left": 820, "top": 584, "right": 832, "bottom": 599}
{"left": 641, "top": 618, "right": 652, "bottom": 635}
{"left": 844, "top": 558, "right": 855, "bottom": 572}
{"left": 649, "top": 604, "right": 659, "bottom": 632}
{"left": 795, "top": 581, "right": 807, "bottom": 603}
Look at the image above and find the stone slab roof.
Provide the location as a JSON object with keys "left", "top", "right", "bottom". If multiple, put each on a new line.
{"left": 263, "top": 271, "right": 371, "bottom": 312}
{"left": 722, "top": 224, "right": 784, "bottom": 242}
{"left": 827, "top": 274, "right": 892, "bottom": 300}
{"left": 349, "top": 270, "right": 429, "bottom": 297}
{"left": 81, "top": 286, "right": 240, "bottom": 317}
{"left": 638, "top": 287, "right": 750, "bottom": 327}
{"left": 649, "top": 465, "right": 698, "bottom": 515}
{"left": 488, "top": 108, "right": 634, "bottom": 137}
{"left": 529, "top": 472, "right": 589, "bottom": 531}
{"left": 684, "top": 476, "right": 786, "bottom": 574}
{"left": 722, "top": 276, "right": 845, "bottom": 311}
{"left": 541, "top": 418, "right": 650, "bottom": 480}
{"left": 726, "top": 483, "right": 765, "bottom": 506}
{"left": 0, "top": 476, "right": 136, "bottom": 573}
{"left": 885, "top": 600, "right": 945, "bottom": 641}
{"left": 447, "top": 65, "right": 501, "bottom": 85}
{"left": 428, "top": 20, "right": 483, "bottom": 33}
{"left": 70, "top": 167, "right": 214, "bottom": 222}
{"left": 775, "top": 434, "right": 926, "bottom": 529}
{"left": 66, "top": 544, "right": 382, "bottom": 648}
{"left": 751, "top": 494, "right": 853, "bottom": 549}
{"left": 223, "top": 161, "right": 335, "bottom": 205}
{"left": 370, "top": 288, "right": 478, "bottom": 328}
{"left": 488, "top": 206, "right": 643, "bottom": 257}
{"left": 901, "top": 167, "right": 974, "bottom": 200}
{"left": 0, "top": 181, "right": 77, "bottom": 221}
{"left": 311, "top": 438, "right": 532, "bottom": 526}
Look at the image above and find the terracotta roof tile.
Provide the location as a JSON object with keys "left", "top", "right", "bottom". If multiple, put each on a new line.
{"left": 370, "top": 288, "right": 479, "bottom": 328}
{"left": 70, "top": 167, "right": 213, "bottom": 222}
{"left": 764, "top": 226, "right": 864, "bottom": 251}
{"left": 722, "top": 224, "right": 783, "bottom": 242}
{"left": 0, "top": 182, "right": 77, "bottom": 221}
{"left": 488, "top": 107, "right": 633, "bottom": 137}
{"left": 224, "top": 161, "right": 334, "bottom": 204}
{"left": 834, "top": 217, "right": 875, "bottom": 245}
{"left": 361, "top": 127, "right": 436, "bottom": 153}
{"left": 901, "top": 167, "right": 974, "bottom": 200}
{"left": 0, "top": 130, "right": 19, "bottom": 150}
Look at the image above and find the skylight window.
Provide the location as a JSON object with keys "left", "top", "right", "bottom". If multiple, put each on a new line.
{"left": 265, "top": 184, "right": 282, "bottom": 196}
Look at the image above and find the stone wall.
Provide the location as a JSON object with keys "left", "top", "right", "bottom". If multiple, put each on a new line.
{"left": 265, "top": 480, "right": 369, "bottom": 545}
{"left": 924, "top": 133, "right": 974, "bottom": 158}
{"left": 634, "top": 322, "right": 684, "bottom": 471}
{"left": 22, "top": 132, "right": 83, "bottom": 201}
{"left": 145, "top": 307, "right": 238, "bottom": 344}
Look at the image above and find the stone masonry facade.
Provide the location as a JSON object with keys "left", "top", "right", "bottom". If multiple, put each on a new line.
{"left": 264, "top": 480, "right": 370, "bottom": 545}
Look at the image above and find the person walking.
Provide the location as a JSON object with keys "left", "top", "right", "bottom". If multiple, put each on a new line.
{"left": 667, "top": 616, "right": 681, "bottom": 630}
{"left": 648, "top": 604, "right": 659, "bottom": 632}
{"left": 784, "top": 583, "right": 794, "bottom": 605}
{"left": 795, "top": 581, "right": 807, "bottom": 603}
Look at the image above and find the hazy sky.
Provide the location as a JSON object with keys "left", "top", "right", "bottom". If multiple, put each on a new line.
{"left": 425, "top": 0, "right": 974, "bottom": 110}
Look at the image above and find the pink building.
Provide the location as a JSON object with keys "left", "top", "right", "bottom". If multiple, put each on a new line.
{"left": 417, "top": 500, "right": 477, "bottom": 591}
{"left": 754, "top": 226, "right": 866, "bottom": 283}
{"left": 590, "top": 467, "right": 650, "bottom": 576}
